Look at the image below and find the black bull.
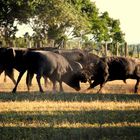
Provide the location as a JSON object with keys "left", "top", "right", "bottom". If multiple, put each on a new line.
{"left": 26, "top": 48, "right": 95, "bottom": 88}
{"left": 81, "top": 57, "right": 140, "bottom": 93}
{"left": 0, "top": 47, "right": 16, "bottom": 85}
{"left": 0, "top": 47, "right": 58, "bottom": 85}
{"left": 0, "top": 47, "right": 96, "bottom": 92}
{"left": 10, "top": 49, "right": 87, "bottom": 92}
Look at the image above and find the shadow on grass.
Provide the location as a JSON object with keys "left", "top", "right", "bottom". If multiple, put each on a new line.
{"left": 0, "top": 126, "right": 140, "bottom": 140}
{"left": 0, "top": 110, "right": 140, "bottom": 124}
{"left": 0, "top": 91, "right": 140, "bottom": 102}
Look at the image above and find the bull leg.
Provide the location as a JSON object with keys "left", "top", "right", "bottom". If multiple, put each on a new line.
{"left": 5, "top": 71, "right": 16, "bottom": 85}
{"left": 12, "top": 71, "right": 25, "bottom": 93}
{"left": 52, "top": 80, "right": 57, "bottom": 93}
{"left": 26, "top": 72, "right": 34, "bottom": 91}
{"left": 43, "top": 76, "right": 48, "bottom": 87}
{"left": 97, "top": 82, "right": 106, "bottom": 93}
{"left": 59, "top": 81, "right": 64, "bottom": 92}
{"left": 88, "top": 80, "right": 106, "bottom": 93}
{"left": 88, "top": 81, "right": 101, "bottom": 90}
{"left": 0, "top": 69, "right": 4, "bottom": 76}
{"left": 10, "top": 76, "right": 16, "bottom": 85}
{"left": 134, "top": 79, "right": 139, "bottom": 93}
{"left": 123, "top": 79, "right": 127, "bottom": 84}
{"left": 4, "top": 71, "right": 6, "bottom": 82}
{"left": 36, "top": 74, "right": 44, "bottom": 93}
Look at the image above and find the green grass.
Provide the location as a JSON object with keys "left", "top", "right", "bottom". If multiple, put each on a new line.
{"left": 0, "top": 92, "right": 140, "bottom": 140}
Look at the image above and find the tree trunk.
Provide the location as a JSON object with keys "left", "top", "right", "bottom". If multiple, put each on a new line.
{"left": 48, "top": 39, "right": 55, "bottom": 47}
{"left": 104, "top": 42, "right": 108, "bottom": 56}
{"left": 130, "top": 45, "right": 135, "bottom": 57}
{"left": 124, "top": 42, "right": 128, "bottom": 57}
{"left": 137, "top": 45, "right": 140, "bottom": 58}
{"left": 13, "top": 39, "right": 16, "bottom": 48}
{"left": 28, "top": 40, "right": 32, "bottom": 48}
{"left": 116, "top": 42, "right": 119, "bottom": 56}
{"left": 36, "top": 41, "right": 41, "bottom": 48}
{"left": 120, "top": 44, "right": 123, "bottom": 56}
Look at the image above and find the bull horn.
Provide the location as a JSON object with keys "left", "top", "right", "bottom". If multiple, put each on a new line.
{"left": 74, "top": 61, "right": 83, "bottom": 69}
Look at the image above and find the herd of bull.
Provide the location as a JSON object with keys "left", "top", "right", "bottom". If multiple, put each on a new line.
{"left": 0, "top": 47, "right": 140, "bottom": 94}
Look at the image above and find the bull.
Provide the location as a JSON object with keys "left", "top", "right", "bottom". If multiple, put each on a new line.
{"left": 81, "top": 56, "right": 140, "bottom": 93}
{"left": 1, "top": 47, "right": 58, "bottom": 87}
{"left": 12, "top": 50, "right": 87, "bottom": 93}
{"left": 0, "top": 47, "right": 16, "bottom": 85}
{"left": 55, "top": 49, "right": 99, "bottom": 66}
{"left": 27, "top": 48, "right": 97, "bottom": 88}
{"left": 0, "top": 47, "right": 94, "bottom": 92}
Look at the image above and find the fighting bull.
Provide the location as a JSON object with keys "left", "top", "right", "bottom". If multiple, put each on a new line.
{"left": 81, "top": 56, "right": 140, "bottom": 93}
{"left": 27, "top": 48, "right": 97, "bottom": 87}
{"left": 0, "top": 47, "right": 16, "bottom": 85}
{"left": 11, "top": 49, "right": 87, "bottom": 93}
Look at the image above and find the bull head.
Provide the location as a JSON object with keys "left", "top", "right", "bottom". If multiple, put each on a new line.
{"left": 65, "top": 70, "right": 87, "bottom": 91}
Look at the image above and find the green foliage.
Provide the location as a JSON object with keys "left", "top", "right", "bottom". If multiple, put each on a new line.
{"left": 0, "top": 0, "right": 125, "bottom": 49}
{"left": 0, "top": 0, "right": 34, "bottom": 46}
{"left": 110, "top": 19, "right": 125, "bottom": 43}
{"left": 30, "top": 0, "right": 90, "bottom": 46}
{"left": 15, "top": 37, "right": 27, "bottom": 48}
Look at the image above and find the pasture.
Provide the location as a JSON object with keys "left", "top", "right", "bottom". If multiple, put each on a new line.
{"left": 0, "top": 71, "right": 140, "bottom": 140}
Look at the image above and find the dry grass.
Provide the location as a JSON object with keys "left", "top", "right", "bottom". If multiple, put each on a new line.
{"left": 0, "top": 100, "right": 140, "bottom": 112}
{"left": 0, "top": 70, "right": 139, "bottom": 94}
{"left": 0, "top": 71, "right": 140, "bottom": 139}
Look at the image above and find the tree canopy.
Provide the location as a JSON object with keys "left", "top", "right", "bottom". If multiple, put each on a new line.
{"left": 0, "top": 0, "right": 125, "bottom": 48}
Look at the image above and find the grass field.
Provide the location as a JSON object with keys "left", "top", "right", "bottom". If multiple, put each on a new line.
{"left": 0, "top": 72, "right": 140, "bottom": 140}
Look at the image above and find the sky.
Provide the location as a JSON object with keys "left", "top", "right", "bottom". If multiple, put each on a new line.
{"left": 16, "top": 23, "right": 34, "bottom": 37}
{"left": 16, "top": 0, "right": 140, "bottom": 44}
{"left": 92, "top": 0, "right": 140, "bottom": 44}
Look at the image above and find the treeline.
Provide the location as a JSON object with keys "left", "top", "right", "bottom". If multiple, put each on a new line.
{"left": 0, "top": 0, "right": 127, "bottom": 55}
{"left": 128, "top": 44, "right": 140, "bottom": 58}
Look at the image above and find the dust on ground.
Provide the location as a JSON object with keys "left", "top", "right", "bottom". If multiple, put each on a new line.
{"left": 0, "top": 70, "right": 138, "bottom": 94}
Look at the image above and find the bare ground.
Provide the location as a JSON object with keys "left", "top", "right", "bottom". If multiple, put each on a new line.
{"left": 0, "top": 70, "right": 139, "bottom": 94}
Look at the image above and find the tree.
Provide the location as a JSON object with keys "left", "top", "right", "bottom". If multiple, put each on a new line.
{"left": 89, "top": 11, "right": 125, "bottom": 56}
{"left": 0, "top": 0, "right": 125, "bottom": 51}
{"left": 29, "top": 0, "right": 90, "bottom": 47}
{"left": 110, "top": 19, "right": 125, "bottom": 55}
{"left": 0, "top": 0, "right": 34, "bottom": 46}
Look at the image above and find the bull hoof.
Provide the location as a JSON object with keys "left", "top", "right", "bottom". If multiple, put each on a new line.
{"left": 97, "top": 91, "right": 102, "bottom": 94}
{"left": 97, "top": 89, "right": 104, "bottom": 94}
{"left": 40, "top": 90, "right": 44, "bottom": 93}
{"left": 12, "top": 89, "right": 17, "bottom": 93}
{"left": 27, "top": 87, "right": 31, "bottom": 92}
